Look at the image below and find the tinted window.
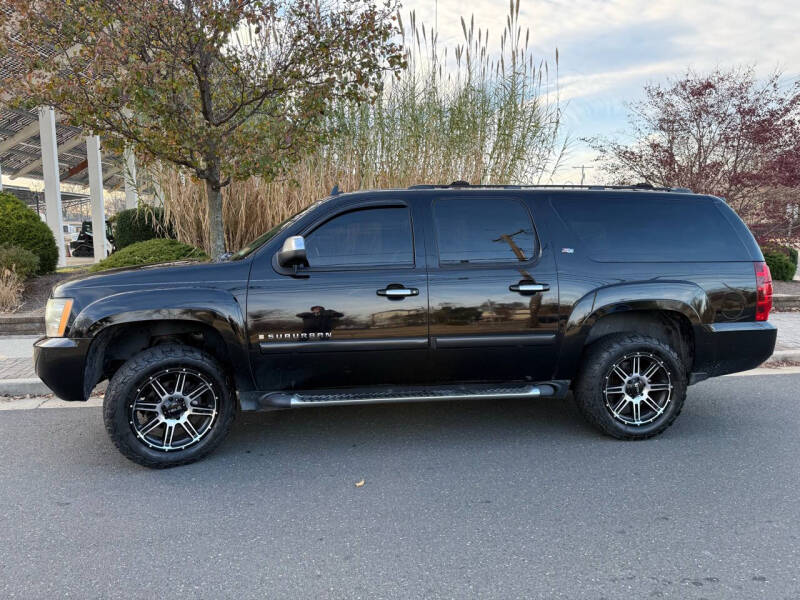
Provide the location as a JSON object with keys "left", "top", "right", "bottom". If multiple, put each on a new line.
{"left": 433, "top": 198, "right": 536, "bottom": 264}
{"left": 553, "top": 194, "right": 749, "bottom": 262}
{"left": 305, "top": 206, "right": 413, "bottom": 267}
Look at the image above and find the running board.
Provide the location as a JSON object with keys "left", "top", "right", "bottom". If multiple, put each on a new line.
{"left": 253, "top": 381, "right": 568, "bottom": 410}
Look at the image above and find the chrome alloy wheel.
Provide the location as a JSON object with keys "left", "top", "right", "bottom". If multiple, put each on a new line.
{"left": 603, "top": 352, "right": 673, "bottom": 426}
{"left": 128, "top": 368, "right": 219, "bottom": 452}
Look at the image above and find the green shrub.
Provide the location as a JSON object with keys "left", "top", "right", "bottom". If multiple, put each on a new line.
{"left": 764, "top": 251, "right": 795, "bottom": 281}
{"left": 0, "top": 244, "right": 40, "bottom": 280}
{"left": 0, "top": 191, "right": 58, "bottom": 274}
{"left": 114, "top": 206, "right": 173, "bottom": 249}
{"left": 90, "top": 238, "right": 207, "bottom": 272}
{"left": 788, "top": 247, "right": 798, "bottom": 268}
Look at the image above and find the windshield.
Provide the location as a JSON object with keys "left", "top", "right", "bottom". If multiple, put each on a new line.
{"left": 230, "top": 198, "right": 328, "bottom": 260}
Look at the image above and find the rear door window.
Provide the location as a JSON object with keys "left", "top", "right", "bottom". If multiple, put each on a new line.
{"left": 433, "top": 197, "right": 537, "bottom": 265}
{"left": 552, "top": 194, "right": 749, "bottom": 261}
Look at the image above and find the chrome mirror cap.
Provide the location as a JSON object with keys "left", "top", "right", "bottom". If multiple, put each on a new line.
{"left": 277, "top": 235, "right": 308, "bottom": 268}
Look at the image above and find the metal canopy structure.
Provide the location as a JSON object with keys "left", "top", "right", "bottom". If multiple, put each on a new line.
{"left": 0, "top": 108, "right": 125, "bottom": 189}
{"left": 2, "top": 184, "right": 90, "bottom": 215}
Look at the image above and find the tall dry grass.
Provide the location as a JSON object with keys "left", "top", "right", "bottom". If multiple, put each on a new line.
{"left": 161, "top": 0, "right": 565, "bottom": 253}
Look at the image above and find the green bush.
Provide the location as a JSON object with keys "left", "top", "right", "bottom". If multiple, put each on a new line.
{"left": 788, "top": 247, "right": 798, "bottom": 268}
{"left": 114, "top": 206, "right": 173, "bottom": 249}
{"left": 90, "top": 238, "right": 207, "bottom": 272}
{"left": 0, "top": 244, "right": 40, "bottom": 280}
{"left": 0, "top": 191, "right": 58, "bottom": 274}
{"left": 764, "top": 251, "right": 795, "bottom": 281}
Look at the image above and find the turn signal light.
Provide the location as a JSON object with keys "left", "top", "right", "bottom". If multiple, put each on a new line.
{"left": 754, "top": 261, "right": 773, "bottom": 322}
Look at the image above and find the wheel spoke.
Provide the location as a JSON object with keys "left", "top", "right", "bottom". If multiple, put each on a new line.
{"left": 632, "top": 401, "right": 641, "bottom": 423}
{"left": 612, "top": 364, "right": 629, "bottom": 380}
{"left": 149, "top": 378, "right": 170, "bottom": 400}
{"left": 174, "top": 371, "right": 186, "bottom": 395}
{"left": 605, "top": 385, "right": 626, "bottom": 395}
{"left": 611, "top": 396, "right": 629, "bottom": 416}
{"left": 186, "top": 383, "right": 211, "bottom": 403}
{"left": 181, "top": 419, "right": 200, "bottom": 441}
{"left": 632, "top": 355, "right": 641, "bottom": 376}
{"left": 189, "top": 405, "right": 215, "bottom": 417}
{"left": 642, "top": 395, "right": 661, "bottom": 413}
{"left": 642, "top": 361, "right": 660, "bottom": 379}
{"left": 133, "top": 401, "right": 159, "bottom": 413}
{"left": 139, "top": 417, "right": 162, "bottom": 436}
{"left": 163, "top": 423, "right": 175, "bottom": 448}
{"left": 648, "top": 383, "right": 672, "bottom": 392}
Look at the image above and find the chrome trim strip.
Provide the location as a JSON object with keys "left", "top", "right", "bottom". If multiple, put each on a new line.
{"left": 259, "top": 336, "right": 429, "bottom": 353}
{"left": 434, "top": 333, "right": 556, "bottom": 349}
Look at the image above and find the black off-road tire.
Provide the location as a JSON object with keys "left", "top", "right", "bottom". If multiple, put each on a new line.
{"left": 574, "top": 333, "right": 687, "bottom": 440}
{"left": 103, "top": 344, "right": 235, "bottom": 468}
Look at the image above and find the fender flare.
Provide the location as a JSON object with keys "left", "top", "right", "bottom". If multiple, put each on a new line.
{"left": 72, "top": 287, "right": 254, "bottom": 393}
{"left": 557, "top": 281, "right": 710, "bottom": 378}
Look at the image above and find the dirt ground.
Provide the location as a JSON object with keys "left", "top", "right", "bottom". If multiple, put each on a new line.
{"left": 774, "top": 279, "right": 800, "bottom": 295}
{"left": 5, "top": 268, "right": 90, "bottom": 316}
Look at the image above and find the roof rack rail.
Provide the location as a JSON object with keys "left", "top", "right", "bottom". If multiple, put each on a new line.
{"left": 407, "top": 182, "right": 692, "bottom": 193}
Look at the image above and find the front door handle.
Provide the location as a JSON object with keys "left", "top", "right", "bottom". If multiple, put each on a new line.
{"left": 509, "top": 281, "right": 550, "bottom": 293}
{"left": 377, "top": 285, "right": 419, "bottom": 299}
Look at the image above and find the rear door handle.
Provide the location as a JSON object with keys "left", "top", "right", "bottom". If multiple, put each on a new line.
{"left": 377, "top": 286, "right": 419, "bottom": 298}
{"left": 509, "top": 281, "right": 550, "bottom": 293}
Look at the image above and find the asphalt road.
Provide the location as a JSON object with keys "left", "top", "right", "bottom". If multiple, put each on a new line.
{"left": 1, "top": 373, "right": 800, "bottom": 600}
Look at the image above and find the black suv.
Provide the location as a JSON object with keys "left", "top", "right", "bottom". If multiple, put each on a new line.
{"left": 35, "top": 184, "right": 777, "bottom": 467}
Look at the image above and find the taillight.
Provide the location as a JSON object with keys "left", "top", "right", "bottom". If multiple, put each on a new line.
{"left": 754, "top": 261, "right": 773, "bottom": 321}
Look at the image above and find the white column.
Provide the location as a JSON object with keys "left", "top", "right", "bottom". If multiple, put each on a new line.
{"left": 123, "top": 146, "right": 138, "bottom": 209}
{"left": 38, "top": 107, "right": 66, "bottom": 267}
{"left": 151, "top": 162, "right": 164, "bottom": 206}
{"left": 86, "top": 135, "right": 107, "bottom": 262}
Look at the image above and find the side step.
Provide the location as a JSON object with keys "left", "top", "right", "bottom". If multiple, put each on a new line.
{"left": 256, "top": 381, "right": 568, "bottom": 409}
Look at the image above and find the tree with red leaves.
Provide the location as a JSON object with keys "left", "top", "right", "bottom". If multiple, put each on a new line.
{"left": 586, "top": 68, "right": 800, "bottom": 243}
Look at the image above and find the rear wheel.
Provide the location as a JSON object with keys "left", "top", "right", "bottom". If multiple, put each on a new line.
{"left": 574, "top": 333, "right": 687, "bottom": 439}
{"left": 103, "top": 344, "right": 235, "bottom": 468}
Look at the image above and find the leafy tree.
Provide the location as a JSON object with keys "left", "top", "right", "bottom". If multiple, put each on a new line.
{"left": 1, "top": 0, "right": 404, "bottom": 256}
{"left": 586, "top": 69, "right": 800, "bottom": 242}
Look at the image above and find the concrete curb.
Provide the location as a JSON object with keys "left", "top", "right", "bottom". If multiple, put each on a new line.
{"left": 0, "top": 378, "right": 51, "bottom": 396}
{"left": 774, "top": 295, "right": 800, "bottom": 311}
{"left": 765, "top": 349, "right": 800, "bottom": 364}
{"left": 0, "top": 315, "right": 45, "bottom": 336}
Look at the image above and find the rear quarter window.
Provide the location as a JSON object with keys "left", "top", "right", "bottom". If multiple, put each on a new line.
{"left": 551, "top": 193, "right": 750, "bottom": 262}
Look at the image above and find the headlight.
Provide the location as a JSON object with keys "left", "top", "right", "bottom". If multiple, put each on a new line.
{"left": 45, "top": 298, "right": 73, "bottom": 337}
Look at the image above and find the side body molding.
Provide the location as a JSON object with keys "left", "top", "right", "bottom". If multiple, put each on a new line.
{"left": 557, "top": 281, "right": 711, "bottom": 379}
{"left": 72, "top": 287, "right": 254, "bottom": 392}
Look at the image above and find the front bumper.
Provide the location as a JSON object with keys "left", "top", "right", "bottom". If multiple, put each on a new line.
{"left": 692, "top": 321, "right": 777, "bottom": 382}
{"left": 33, "top": 337, "right": 93, "bottom": 401}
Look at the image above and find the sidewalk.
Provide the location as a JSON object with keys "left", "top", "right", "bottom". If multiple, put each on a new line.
{"left": 3, "top": 313, "right": 800, "bottom": 396}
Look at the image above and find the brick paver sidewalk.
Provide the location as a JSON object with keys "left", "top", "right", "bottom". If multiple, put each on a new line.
{"left": 769, "top": 313, "right": 800, "bottom": 350}
{"left": 0, "top": 356, "right": 35, "bottom": 379}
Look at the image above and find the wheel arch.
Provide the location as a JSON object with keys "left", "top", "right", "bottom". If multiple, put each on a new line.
{"left": 557, "top": 281, "right": 708, "bottom": 380}
{"left": 75, "top": 288, "right": 254, "bottom": 398}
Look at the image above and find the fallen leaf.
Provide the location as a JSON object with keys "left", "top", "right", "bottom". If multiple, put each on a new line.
{"left": 355, "top": 479, "right": 365, "bottom": 488}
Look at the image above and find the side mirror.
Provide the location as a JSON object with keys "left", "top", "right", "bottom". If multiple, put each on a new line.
{"left": 277, "top": 235, "right": 308, "bottom": 269}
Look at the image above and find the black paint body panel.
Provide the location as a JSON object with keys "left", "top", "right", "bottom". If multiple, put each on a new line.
{"left": 34, "top": 188, "right": 776, "bottom": 405}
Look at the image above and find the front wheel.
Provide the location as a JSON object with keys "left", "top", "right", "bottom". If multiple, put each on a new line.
{"left": 574, "top": 333, "right": 687, "bottom": 439}
{"left": 103, "top": 344, "right": 235, "bottom": 468}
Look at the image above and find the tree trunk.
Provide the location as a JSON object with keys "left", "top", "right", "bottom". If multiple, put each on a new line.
{"left": 205, "top": 179, "right": 226, "bottom": 258}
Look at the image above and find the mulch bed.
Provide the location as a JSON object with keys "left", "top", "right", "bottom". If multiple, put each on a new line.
{"left": 774, "top": 280, "right": 800, "bottom": 295}
{"left": 3, "top": 268, "right": 90, "bottom": 317}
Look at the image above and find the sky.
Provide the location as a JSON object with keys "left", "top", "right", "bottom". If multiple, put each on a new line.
{"left": 403, "top": 0, "right": 800, "bottom": 184}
